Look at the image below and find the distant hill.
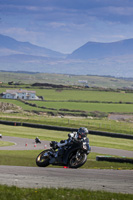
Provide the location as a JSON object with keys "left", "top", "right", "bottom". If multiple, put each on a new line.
{"left": 0, "top": 34, "right": 133, "bottom": 77}
{"left": 67, "top": 39, "right": 133, "bottom": 59}
{"left": 0, "top": 34, "right": 65, "bottom": 58}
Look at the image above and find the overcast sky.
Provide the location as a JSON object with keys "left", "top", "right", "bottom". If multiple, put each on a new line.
{"left": 1, "top": 0, "right": 133, "bottom": 53}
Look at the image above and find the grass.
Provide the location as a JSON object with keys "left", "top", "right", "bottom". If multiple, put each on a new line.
{"left": 0, "top": 141, "right": 14, "bottom": 147}
{"left": 0, "top": 150, "right": 133, "bottom": 170}
{"left": 0, "top": 123, "right": 132, "bottom": 170}
{"left": 4, "top": 87, "right": 132, "bottom": 103}
{"left": 1, "top": 112, "right": 133, "bottom": 135}
{"left": 31, "top": 100, "right": 133, "bottom": 113}
{"left": 0, "top": 124, "right": 132, "bottom": 170}
{"left": 0, "top": 99, "right": 42, "bottom": 111}
{"left": 1, "top": 71, "right": 133, "bottom": 88}
{"left": 0, "top": 124, "right": 133, "bottom": 151}
{"left": 0, "top": 150, "right": 39, "bottom": 167}
{"left": 1, "top": 74, "right": 133, "bottom": 197}
{"left": 34, "top": 89, "right": 133, "bottom": 102}
{"left": 2, "top": 88, "right": 133, "bottom": 113}
{"left": 0, "top": 124, "right": 69, "bottom": 141}
{"left": 0, "top": 185, "right": 133, "bottom": 200}
{"left": 1, "top": 86, "right": 133, "bottom": 136}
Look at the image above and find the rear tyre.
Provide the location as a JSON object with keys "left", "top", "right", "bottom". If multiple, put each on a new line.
{"left": 36, "top": 149, "right": 50, "bottom": 167}
{"left": 68, "top": 151, "right": 87, "bottom": 169}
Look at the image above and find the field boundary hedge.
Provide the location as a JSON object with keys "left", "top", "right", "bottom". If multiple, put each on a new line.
{"left": 0, "top": 120, "right": 133, "bottom": 140}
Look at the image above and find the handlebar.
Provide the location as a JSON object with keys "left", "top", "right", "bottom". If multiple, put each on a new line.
{"left": 70, "top": 137, "right": 82, "bottom": 144}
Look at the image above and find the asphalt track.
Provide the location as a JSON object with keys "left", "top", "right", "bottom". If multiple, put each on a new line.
{"left": 0, "top": 136, "right": 133, "bottom": 194}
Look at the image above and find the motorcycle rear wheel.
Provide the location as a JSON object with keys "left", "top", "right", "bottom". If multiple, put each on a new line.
{"left": 36, "top": 149, "right": 50, "bottom": 167}
{"left": 68, "top": 151, "right": 87, "bottom": 169}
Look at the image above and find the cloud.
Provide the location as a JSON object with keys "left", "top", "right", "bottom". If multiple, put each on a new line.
{"left": 1, "top": 0, "right": 133, "bottom": 53}
{"left": 1, "top": 0, "right": 133, "bottom": 24}
{"left": 49, "top": 22, "right": 66, "bottom": 28}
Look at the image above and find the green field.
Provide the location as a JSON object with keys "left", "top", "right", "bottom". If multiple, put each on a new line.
{"left": 27, "top": 88, "right": 133, "bottom": 102}
{"left": 1, "top": 98, "right": 133, "bottom": 114}
{"left": 1, "top": 87, "right": 133, "bottom": 117}
{"left": 1, "top": 110, "right": 133, "bottom": 135}
{"left": 1, "top": 73, "right": 133, "bottom": 198}
{"left": 1, "top": 87, "right": 133, "bottom": 102}
{"left": 1, "top": 71, "right": 133, "bottom": 88}
{"left": 0, "top": 185, "right": 133, "bottom": 200}
{"left": 31, "top": 101, "right": 133, "bottom": 113}
{"left": 1, "top": 72, "right": 133, "bottom": 118}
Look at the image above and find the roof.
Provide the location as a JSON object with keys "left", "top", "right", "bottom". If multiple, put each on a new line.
{"left": 5, "top": 89, "right": 36, "bottom": 94}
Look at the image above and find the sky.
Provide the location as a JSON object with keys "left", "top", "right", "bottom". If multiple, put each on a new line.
{"left": 1, "top": 0, "right": 133, "bottom": 53}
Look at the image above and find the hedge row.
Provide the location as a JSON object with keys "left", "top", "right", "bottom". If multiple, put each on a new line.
{"left": 0, "top": 120, "right": 133, "bottom": 140}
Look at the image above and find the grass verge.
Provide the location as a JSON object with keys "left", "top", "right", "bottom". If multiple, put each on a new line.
{"left": 0, "top": 185, "right": 133, "bottom": 200}
{"left": 0, "top": 150, "right": 132, "bottom": 170}
{"left": 0, "top": 113, "right": 133, "bottom": 135}
{"left": 0, "top": 124, "right": 133, "bottom": 151}
{"left": 0, "top": 141, "right": 14, "bottom": 147}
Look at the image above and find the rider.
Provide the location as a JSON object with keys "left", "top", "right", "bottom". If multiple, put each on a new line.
{"left": 54, "top": 127, "right": 91, "bottom": 155}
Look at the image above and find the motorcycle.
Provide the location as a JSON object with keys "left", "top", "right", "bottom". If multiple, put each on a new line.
{"left": 36, "top": 137, "right": 91, "bottom": 168}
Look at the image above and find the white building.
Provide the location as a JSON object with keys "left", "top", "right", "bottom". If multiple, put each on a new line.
{"left": 2, "top": 89, "right": 39, "bottom": 100}
{"left": 78, "top": 80, "right": 88, "bottom": 84}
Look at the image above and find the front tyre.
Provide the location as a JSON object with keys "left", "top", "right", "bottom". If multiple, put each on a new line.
{"left": 36, "top": 149, "right": 50, "bottom": 167}
{"left": 68, "top": 151, "right": 87, "bottom": 169}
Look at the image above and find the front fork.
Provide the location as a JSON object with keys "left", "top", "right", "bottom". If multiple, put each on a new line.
{"left": 75, "top": 150, "right": 83, "bottom": 160}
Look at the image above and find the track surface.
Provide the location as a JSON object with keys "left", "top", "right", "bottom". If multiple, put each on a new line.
{"left": 0, "top": 136, "right": 133, "bottom": 158}
{"left": 0, "top": 166, "right": 133, "bottom": 194}
{"left": 0, "top": 136, "right": 133, "bottom": 194}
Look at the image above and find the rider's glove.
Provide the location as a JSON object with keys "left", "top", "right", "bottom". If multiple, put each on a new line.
{"left": 50, "top": 141, "right": 58, "bottom": 149}
{"left": 60, "top": 140, "right": 65, "bottom": 143}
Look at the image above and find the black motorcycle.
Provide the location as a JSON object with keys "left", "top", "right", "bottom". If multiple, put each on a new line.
{"left": 36, "top": 137, "right": 91, "bottom": 168}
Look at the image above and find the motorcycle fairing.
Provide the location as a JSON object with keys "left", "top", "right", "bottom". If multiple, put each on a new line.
{"left": 63, "top": 146, "right": 83, "bottom": 165}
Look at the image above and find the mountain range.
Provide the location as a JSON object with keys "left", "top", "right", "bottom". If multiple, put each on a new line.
{"left": 0, "top": 34, "right": 65, "bottom": 58}
{"left": 68, "top": 39, "right": 133, "bottom": 59}
{"left": 0, "top": 34, "right": 133, "bottom": 77}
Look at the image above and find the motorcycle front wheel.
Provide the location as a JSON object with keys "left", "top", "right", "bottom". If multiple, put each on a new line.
{"left": 36, "top": 149, "right": 51, "bottom": 167}
{"left": 68, "top": 151, "right": 87, "bottom": 169}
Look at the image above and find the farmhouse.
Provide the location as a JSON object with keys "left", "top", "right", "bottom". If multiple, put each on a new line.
{"left": 78, "top": 80, "right": 88, "bottom": 84}
{"left": 2, "top": 89, "right": 39, "bottom": 100}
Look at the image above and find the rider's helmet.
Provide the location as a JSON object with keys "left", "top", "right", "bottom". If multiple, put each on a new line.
{"left": 77, "top": 127, "right": 88, "bottom": 139}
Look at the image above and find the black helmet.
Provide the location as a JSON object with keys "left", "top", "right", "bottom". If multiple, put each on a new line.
{"left": 77, "top": 127, "right": 88, "bottom": 139}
